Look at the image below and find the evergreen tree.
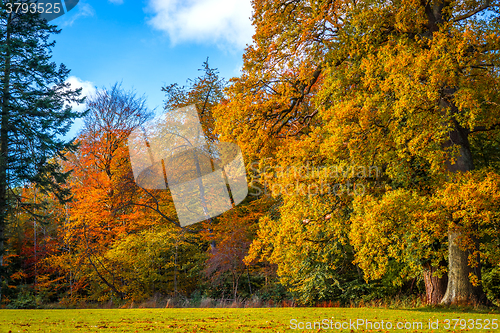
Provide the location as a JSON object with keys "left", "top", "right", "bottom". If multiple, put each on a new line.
{"left": 0, "top": 1, "right": 84, "bottom": 301}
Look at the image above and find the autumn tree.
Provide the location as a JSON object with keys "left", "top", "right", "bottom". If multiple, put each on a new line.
{"left": 51, "top": 84, "right": 162, "bottom": 300}
{"left": 2, "top": 185, "right": 68, "bottom": 306}
{"left": 0, "top": 1, "right": 84, "bottom": 302}
{"left": 104, "top": 225, "right": 203, "bottom": 301}
{"left": 161, "top": 60, "right": 228, "bottom": 235}
{"left": 162, "top": 61, "right": 274, "bottom": 299}
{"left": 216, "top": 0, "right": 500, "bottom": 305}
{"left": 318, "top": 0, "right": 500, "bottom": 305}
{"left": 203, "top": 198, "right": 272, "bottom": 299}
{"left": 162, "top": 58, "right": 225, "bottom": 144}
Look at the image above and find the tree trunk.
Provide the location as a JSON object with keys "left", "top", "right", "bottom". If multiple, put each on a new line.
{"left": 84, "top": 224, "right": 125, "bottom": 300}
{"left": 232, "top": 271, "right": 240, "bottom": 300}
{"left": 174, "top": 242, "right": 178, "bottom": 296}
{"left": 423, "top": 263, "right": 448, "bottom": 305}
{"left": 247, "top": 266, "right": 252, "bottom": 295}
{"left": 440, "top": 231, "right": 488, "bottom": 305}
{"left": 439, "top": 101, "right": 488, "bottom": 304}
{"left": 0, "top": 12, "right": 13, "bottom": 304}
{"left": 419, "top": 0, "right": 490, "bottom": 306}
{"left": 86, "top": 252, "right": 125, "bottom": 300}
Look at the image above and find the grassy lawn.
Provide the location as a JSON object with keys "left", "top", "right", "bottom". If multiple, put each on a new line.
{"left": 0, "top": 307, "right": 499, "bottom": 332}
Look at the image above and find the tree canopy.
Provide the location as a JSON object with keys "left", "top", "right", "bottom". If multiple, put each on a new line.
{"left": 215, "top": 0, "right": 500, "bottom": 305}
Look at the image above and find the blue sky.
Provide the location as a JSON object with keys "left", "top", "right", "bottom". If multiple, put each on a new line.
{"left": 49, "top": 0, "right": 254, "bottom": 138}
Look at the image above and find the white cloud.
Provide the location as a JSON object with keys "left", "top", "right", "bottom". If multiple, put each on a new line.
{"left": 60, "top": 2, "right": 95, "bottom": 27}
{"left": 66, "top": 76, "right": 97, "bottom": 113}
{"left": 146, "top": 0, "right": 254, "bottom": 49}
{"left": 108, "top": 0, "right": 124, "bottom": 4}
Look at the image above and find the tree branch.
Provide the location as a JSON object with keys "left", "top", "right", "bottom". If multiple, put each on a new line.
{"left": 453, "top": 1, "right": 496, "bottom": 22}
{"left": 470, "top": 123, "right": 500, "bottom": 133}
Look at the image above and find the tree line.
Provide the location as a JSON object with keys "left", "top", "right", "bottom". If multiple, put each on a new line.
{"left": 1, "top": 0, "right": 500, "bottom": 308}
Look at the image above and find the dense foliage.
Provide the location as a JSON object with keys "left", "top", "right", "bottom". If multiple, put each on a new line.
{"left": 2, "top": 0, "right": 500, "bottom": 308}
{"left": 0, "top": 0, "right": 83, "bottom": 304}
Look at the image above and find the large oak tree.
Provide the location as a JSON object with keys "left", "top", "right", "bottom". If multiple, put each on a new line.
{"left": 217, "top": 0, "right": 500, "bottom": 304}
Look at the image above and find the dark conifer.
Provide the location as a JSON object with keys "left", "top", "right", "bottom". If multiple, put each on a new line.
{"left": 0, "top": 0, "right": 84, "bottom": 301}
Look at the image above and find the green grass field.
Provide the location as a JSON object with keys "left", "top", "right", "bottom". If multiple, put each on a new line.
{"left": 0, "top": 307, "right": 499, "bottom": 332}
